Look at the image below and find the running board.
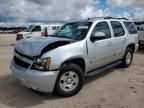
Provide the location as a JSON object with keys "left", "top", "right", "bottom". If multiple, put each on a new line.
{"left": 84, "top": 61, "right": 122, "bottom": 77}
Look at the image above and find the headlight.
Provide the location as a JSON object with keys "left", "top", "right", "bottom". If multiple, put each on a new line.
{"left": 33, "top": 57, "right": 51, "bottom": 71}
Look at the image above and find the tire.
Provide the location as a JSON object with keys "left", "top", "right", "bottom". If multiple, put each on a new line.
{"left": 122, "top": 48, "right": 133, "bottom": 67}
{"left": 55, "top": 63, "right": 84, "bottom": 97}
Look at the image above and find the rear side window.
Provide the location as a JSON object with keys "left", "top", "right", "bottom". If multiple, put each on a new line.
{"left": 111, "top": 21, "right": 125, "bottom": 37}
{"left": 52, "top": 26, "right": 60, "bottom": 30}
{"left": 124, "top": 22, "right": 137, "bottom": 34}
{"left": 32, "top": 26, "right": 41, "bottom": 32}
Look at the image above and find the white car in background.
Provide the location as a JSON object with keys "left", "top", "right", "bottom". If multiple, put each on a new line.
{"left": 137, "top": 27, "right": 144, "bottom": 47}
{"left": 16, "top": 24, "right": 62, "bottom": 40}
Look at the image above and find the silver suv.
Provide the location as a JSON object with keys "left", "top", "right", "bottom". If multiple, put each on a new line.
{"left": 10, "top": 17, "right": 139, "bottom": 97}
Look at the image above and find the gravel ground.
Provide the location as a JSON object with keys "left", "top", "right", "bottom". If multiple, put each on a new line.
{"left": 0, "top": 34, "right": 144, "bottom": 108}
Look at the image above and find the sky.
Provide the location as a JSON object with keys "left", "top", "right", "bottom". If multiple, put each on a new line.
{"left": 0, "top": 0, "right": 144, "bottom": 24}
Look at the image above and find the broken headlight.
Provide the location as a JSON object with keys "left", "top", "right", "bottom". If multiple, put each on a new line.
{"left": 33, "top": 57, "right": 51, "bottom": 71}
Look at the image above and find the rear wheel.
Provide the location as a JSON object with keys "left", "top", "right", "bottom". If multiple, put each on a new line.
{"left": 55, "top": 63, "right": 83, "bottom": 97}
{"left": 122, "top": 48, "right": 133, "bottom": 67}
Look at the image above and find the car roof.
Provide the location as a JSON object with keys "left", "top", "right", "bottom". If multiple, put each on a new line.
{"left": 72, "top": 17, "right": 131, "bottom": 23}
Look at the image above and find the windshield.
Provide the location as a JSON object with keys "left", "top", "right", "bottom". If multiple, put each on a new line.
{"left": 52, "top": 22, "right": 92, "bottom": 40}
{"left": 25, "top": 25, "right": 34, "bottom": 32}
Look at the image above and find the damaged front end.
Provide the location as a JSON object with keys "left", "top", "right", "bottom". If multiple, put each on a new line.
{"left": 41, "top": 41, "right": 71, "bottom": 55}
{"left": 13, "top": 37, "right": 73, "bottom": 71}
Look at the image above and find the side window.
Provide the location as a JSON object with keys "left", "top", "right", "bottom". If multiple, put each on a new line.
{"left": 32, "top": 26, "right": 41, "bottom": 32}
{"left": 92, "top": 21, "right": 111, "bottom": 40}
{"left": 111, "top": 21, "right": 125, "bottom": 37}
{"left": 124, "top": 22, "right": 137, "bottom": 34}
{"left": 52, "top": 26, "right": 60, "bottom": 30}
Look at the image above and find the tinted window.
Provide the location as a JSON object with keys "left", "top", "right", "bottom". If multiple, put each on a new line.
{"left": 111, "top": 21, "right": 125, "bottom": 37}
{"left": 25, "top": 25, "right": 34, "bottom": 32}
{"left": 52, "top": 26, "right": 60, "bottom": 30}
{"left": 124, "top": 22, "right": 137, "bottom": 34}
{"left": 32, "top": 26, "right": 41, "bottom": 32}
{"left": 92, "top": 21, "right": 111, "bottom": 39}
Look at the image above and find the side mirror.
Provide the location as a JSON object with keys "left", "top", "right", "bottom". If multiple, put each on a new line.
{"left": 90, "top": 32, "right": 106, "bottom": 42}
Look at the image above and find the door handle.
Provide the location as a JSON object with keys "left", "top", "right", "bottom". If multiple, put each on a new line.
{"left": 107, "top": 42, "right": 112, "bottom": 46}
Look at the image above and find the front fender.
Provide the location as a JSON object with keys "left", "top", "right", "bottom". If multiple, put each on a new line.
{"left": 41, "top": 41, "right": 87, "bottom": 70}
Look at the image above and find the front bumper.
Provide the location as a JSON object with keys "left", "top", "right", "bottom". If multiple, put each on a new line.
{"left": 10, "top": 60, "right": 59, "bottom": 93}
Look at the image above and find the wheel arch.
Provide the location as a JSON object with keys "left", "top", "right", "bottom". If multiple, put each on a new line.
{"left": 127, "top": 43, "right": 135, "bottom": 52}
{"left": 60, "top": 58, "right": 86, "bottom": 73}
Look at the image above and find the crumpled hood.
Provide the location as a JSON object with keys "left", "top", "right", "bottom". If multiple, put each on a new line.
{"left": 15, "top": 37, "right": 72, "bottom": 56}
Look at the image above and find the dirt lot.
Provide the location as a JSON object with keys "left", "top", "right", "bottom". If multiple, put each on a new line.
{"left": 0, "top": 34, "right": 144, "bottom": 108}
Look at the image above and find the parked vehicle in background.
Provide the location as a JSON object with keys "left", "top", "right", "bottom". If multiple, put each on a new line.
{"left": 10, "top": 17, "right": 138, "bottom": 97}
{"left": 12, "top": 29, "right": 23, "bottom": 34}
{"left": 0, "top": 30, "right": 3, "bottom": 33}
{"left": 16, "top": 24, "right": 62, "bottom": 40}
{"left": 0, "top": 27, "right": 26, "bottom": 34}
{"left": 135, "top": 22, "right": 144, "bottom": 47}
{"left": 135, "top": 21, "right": 144, "bottom": 47}
{"left": 138, "top": 30, "right": 144, "bottom": 47}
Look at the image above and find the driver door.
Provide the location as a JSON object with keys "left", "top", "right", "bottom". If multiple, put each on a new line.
{"left": 87, "top": 21, "right": 114, "bottom": 71}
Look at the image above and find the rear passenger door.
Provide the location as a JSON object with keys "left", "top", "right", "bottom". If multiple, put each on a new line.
{"left": 110, "top": 21, "right": 126, "bottom": 60}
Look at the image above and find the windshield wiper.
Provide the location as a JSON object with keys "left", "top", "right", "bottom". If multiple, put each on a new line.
{"left": 58, "top": 36, "right": 71, "bottom": 39}
{"left": 50, "top": 35, "right": 76, "bottom": 41}
{"left": 50, "top": 35, "right": 70, "bottom": 39}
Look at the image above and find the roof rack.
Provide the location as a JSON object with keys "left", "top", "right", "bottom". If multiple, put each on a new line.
{"left": 87, "top": 17, "right": 105, "bottom": 20}
{"left": 87, "top": 16, "right": 128, "bottom": 20}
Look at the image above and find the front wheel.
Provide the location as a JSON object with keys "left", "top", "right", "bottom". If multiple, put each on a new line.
{"left": 122, "top": 48, "right": 133, "bottom": 67}
{"left": 55, "top": 63, "right": 84, "bottom": 97}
